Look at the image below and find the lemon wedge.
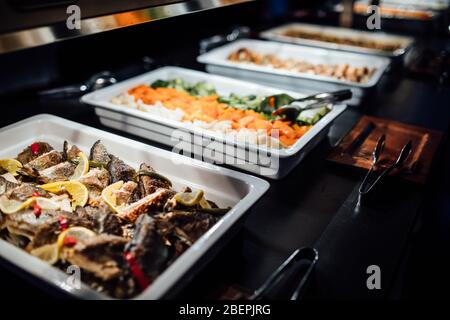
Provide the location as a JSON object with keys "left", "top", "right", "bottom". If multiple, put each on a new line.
{"left": 57, "top": 226, "right": 96, "bottom": 250}
{"left": 101, "top": 181, "right": 124, "bottom": 213}
{"left": 174, "top": 189, "right": 204, "bottom": 207}
{"left": 69, "top": 152, "right": 89, "bottom": 180}
{"left": 30, "top": 226, "right": 96, "bottom": 265}
{"left": 40, "top": 181, "right": 88, "bottom": 209}
{"left": 30, "top": 243, "right": 59, "bottom": 265}
{"left": 0, "top": 196, "right": 59, "bottom": 214}
{"left": 0, "top": 159, "right": 23, "bottom": 176}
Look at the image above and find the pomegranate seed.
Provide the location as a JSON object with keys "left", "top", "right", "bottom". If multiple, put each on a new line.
{"left": 58, "top": 216, "right": 68, "bottom": 231}
{"left": 33, "top": 203, "right": 41, "bottom": 218}
{"left": 30, "top": 143, "right": 40, "bottom": 155}
{"left": 63, "top": 236, "right": 77, "bottom": 247}
{"left": 32, "top": 191, "right": 42, "bottom": 197}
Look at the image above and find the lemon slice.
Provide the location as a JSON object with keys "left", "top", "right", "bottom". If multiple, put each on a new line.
{"left": 199, "top": 196, "right": 212, "bottom": 209}
{"left": 34, "top": 197, "right": 60, "bottom": 210}
{"left": 0, "top": 196, "right": 25, "bottom": 214}
{"left": 30, "top": 243, "right": 59, "bottom": 265}
{"left": 40, "top": 181, "right": 88, "bottom": 209}
{"left": 101, "top": 181, "right": 124, "bottom": 213}
{"left": 174, "top": 189, "right": 204, "bottom": 207}
{"left": 69, "top": 152, "right": 89, "bottom": 180}
{"left": 0, "top": 196, "right": 59, "bottom": 214}
{"left": 0, "top": 159, "right": 23, "bottom": 176}
{"left": 57, "top": 226, "right": 96, "bottom": 250}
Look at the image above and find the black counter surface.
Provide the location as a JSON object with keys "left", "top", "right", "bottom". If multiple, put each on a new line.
{"left": 0, "top": 2, "right": 449, "bottom": 300}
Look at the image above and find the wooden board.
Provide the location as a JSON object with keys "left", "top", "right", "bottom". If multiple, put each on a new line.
{"left": 328, "top": 115, "right": 443, "bottom": 183}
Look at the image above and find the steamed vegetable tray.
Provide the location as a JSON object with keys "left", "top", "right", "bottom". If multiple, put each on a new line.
{"left": 111, "top": 78, "right": 331, "bottom": 148}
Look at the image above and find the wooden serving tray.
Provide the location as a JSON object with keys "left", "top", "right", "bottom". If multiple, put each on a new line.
{"left": 328, "top": 115, "right": 443, "bottom": 184}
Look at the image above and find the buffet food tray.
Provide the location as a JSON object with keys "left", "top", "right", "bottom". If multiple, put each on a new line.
{"left": 260, "top": 23, "right": 414, "bottom": 58}
{"left": 0, "top": 114, "right": 269, "bottom": 299}
{"left": 197, "top": 39, "right": 390, "bottom": 105}
{"left": 81, "top": 66, "right": 347, "bottom": 179}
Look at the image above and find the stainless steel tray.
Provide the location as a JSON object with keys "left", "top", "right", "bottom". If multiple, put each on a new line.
{"left": 197, "top": 39, "right": 391, "bottom": 105}
{"left": 260, "top": 23, "right": 414, "bottom": 58}
{"left": 0, "top": 114, "right": 269, "bottom": 299}
{"left": 81, "top": 66, "right": 347, "bottom": 179}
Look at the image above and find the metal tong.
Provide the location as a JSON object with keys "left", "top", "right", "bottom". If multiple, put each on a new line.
{"left": 271, "top": 89, "right": 352, "bottom": 121}
{"left": 250, "top": 247, "right": 318, "bottom": 300}
{"left": 359, "top": 135, "right": 412, "bottom": 195}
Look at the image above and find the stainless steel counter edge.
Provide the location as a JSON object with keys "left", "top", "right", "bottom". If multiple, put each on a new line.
{"left": 0, "top": 0, "right": 253, "bottom": 55}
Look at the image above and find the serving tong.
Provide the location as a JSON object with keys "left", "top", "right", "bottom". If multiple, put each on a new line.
{"left": 38, "top": 71, "right": 117, "bottom": 98}
{"left": 358, "top": 135, "right": 413, "bottom": 196}
{"left": 269, "top": 89, "right": 352, "bottom": 121}
{"left": 249, "top": 247, "right": 318, "bottom": 300}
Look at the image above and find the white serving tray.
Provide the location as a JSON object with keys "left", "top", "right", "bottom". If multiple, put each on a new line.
{"left": 197, "top": 39, "right": 391, "bottom": 105}
{"left": 0, "top": 114, "right": 269, "bottom": 299}
{"left": 81, "top": 66, "right": 347, "bottom": 179}
{"left": 260, "top": 23, "right": 414, "bottom": 58}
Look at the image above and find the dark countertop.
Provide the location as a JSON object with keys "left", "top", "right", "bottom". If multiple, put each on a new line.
{"left": 0, "top": 21, "right": 449, "bottom": 299}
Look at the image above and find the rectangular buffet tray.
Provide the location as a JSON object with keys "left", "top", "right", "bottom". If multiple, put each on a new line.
{"left": 197, "top": 39, "right": 391, "bottom": 105}
{"left": 81, "top": 66, "right": 347, "bottom": 179}
{"left": 260, "top": 23, "right": 414, "bottom": 58}
{"left": 0, "top": 114, "right": 270, "bottom": 299}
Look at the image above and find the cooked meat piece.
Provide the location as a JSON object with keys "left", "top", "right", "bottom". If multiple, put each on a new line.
{"left": 63, "top": 141, "right": 82, "bottom": 161}
{"left": 121, "top": 223, "right": 134, "bottom": 239}
{"left": 117, "top": 189, "right": 172, "bottom": 223}
{"left": 114, "top": 181, "right": 139, "bottom": 206}
{"left": 125, "top": 214, "right": 168, "bottom": 280}
{"left": 108, "top": 155, "right": 135, "bottom": 183}
{"left": 1, "top": 229, "right": 29, "bottom": 248}
{"left": 156, "top": 210, "right": 220, "bottom": 246}
{"left": 137, "top": 163, "right": 172, "bottom": 197}
{"left": 89, "top": 140, "right": 111, "bottom": 167}
{"left": 16, "top": 142, "right": 53, "bottom": 165}
{"left": 0, "top": 175, "right": 19, "bottom": 196}
{"left": 61, "top": 234, "right": 128, "bottom": 281}
{"left": 76, "top": 204, "right": 123, "bottom": 236}
{"left": 22, "top": 150, "right": 63, "bottom": 172}
{"left": 80, "top": 269, "right": 138, "bottom": 299}
{"left": 79, "top": 168, "right": 110, "bottom": 202}
{"left": 6, "top": 183, "right": 48, "bottom": 201}
{"left": 4, "top": 209, "right": 60, "bottom": 240}
{"left": 30, "top": 212, "right": 96, "bottom": 248}
{"left": 38, "top": 161, "right": 76, "bottom": 183}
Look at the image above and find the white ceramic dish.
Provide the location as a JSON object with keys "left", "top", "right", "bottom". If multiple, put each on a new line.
{"left": 81, "top": 66, "right": 347, "bottom": 179}
{"left": 260, "top": 23, "right": 414, "bottom": 58}
{"left": 0, "top": 114, "right": 269, "bottom": 299}
{"left": 197, "top": 39, "right": 391, "bottom": 105}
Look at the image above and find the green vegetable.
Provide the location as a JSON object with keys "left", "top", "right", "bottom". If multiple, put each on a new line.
{"left": 296, "top": 106, "right": 330, "bottom": 125}
{"left": 151, "top": 78, "right": 216, "bottom": 97}
{"left": 135, "top": 169, "right": 172, "bottom": 186}
{"left": 260, "top": 93, "right": 295, "bottom": 114}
